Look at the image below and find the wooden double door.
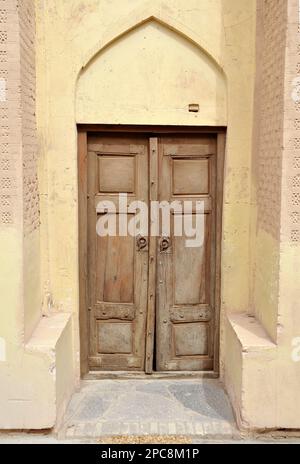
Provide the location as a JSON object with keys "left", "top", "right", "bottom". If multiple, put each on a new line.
{"left": 84, "top": 132, "right": 223, "bottom": 373}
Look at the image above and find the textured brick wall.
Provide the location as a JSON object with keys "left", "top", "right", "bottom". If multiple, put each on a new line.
{"left": 254, "top": 0, "right": 300, "bottom": 246}
{"left": 254, "top": 0, "right": 287, "bottom": 240}
{"left": 252, "top": 0, "right": 288, "bottom": 338}
{"left": 0, "top": 0, "right": 39, "bottom": 233}
{"left": 254, "top": 0, "right": 300, "bottom": 244}
{"left": 19, "top": 0, "right": 39, "bottom": 235}
{"left": 282, "top": 0, "right": 300, "bottom": 247}
{"left": 0, "top": 0, "right": 19, "bottom": 226}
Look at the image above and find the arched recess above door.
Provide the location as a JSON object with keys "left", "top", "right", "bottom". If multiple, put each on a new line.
{"left": 76, "top": 17, "right": 227, "bottom": 126}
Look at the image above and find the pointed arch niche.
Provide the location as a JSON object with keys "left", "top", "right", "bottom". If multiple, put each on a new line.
{"left": 76, "top": 19, "right": 227, "bottom": 126}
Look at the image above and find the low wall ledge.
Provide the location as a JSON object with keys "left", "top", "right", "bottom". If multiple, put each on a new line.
{"left": 227, "top": 313, "right": 277, "bottom": 354}
{"left": 26, "top": 313, "right": 72, "bottom": 353}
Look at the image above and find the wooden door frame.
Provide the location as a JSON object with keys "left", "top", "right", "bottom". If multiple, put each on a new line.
{"left": 78, "top": 124, "right": 226, "bottom": 378}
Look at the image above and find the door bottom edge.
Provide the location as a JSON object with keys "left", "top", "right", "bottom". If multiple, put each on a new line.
{"left": 83, "top": 370, "right": 219, "bottom": 380}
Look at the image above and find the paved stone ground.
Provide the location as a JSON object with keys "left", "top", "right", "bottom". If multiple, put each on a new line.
{"left": 60, "top": 379, "right": 239, "bottom": 440}
{"left": 1, "top": 432, "right": 300, "bottom": 444}
{"left": 1, "top": 434, "right": 300, "bottom": 444}
{"left": 1, "top": 379, "right": 300, "bottom": 443}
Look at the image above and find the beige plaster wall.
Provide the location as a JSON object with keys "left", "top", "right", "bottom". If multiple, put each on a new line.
{"left": 250, "top": 0, "right": 287, "bottom": 341}
{"left": 76, "top": 20, "right": 227, "bottom": 126}
{"left": 276, "top": 0, "right": 300, "bottom": 428}
{"left": 224, "top": 0, "right": 300, "bottom": 430}
{"left": 36, "top": 0, "right": 256, "bottom": 386}
{"left": 1, "top": 0, "right": 299, "bottom": 432}
{"left": 0, "top": 0, "right": 76, "bottom": 429}
{"left": 19, "top": 0, "right": 42, "bottom": 341}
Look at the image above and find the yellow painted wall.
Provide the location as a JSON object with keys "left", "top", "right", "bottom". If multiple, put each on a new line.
{"left": 0, "top": 229, "right": 74, "bottom": 429}
{"left": 24, "top": 230, "right": 42, "bottom": 341}
{"left": 36, "top": 0, "right": 256, "bottom": 384}
{"left": 76, "top": 21, "right": 227, "bottom": 126}
{"left": 253, "top": 230, "right": 279, "bottom": 341}
{"left": 4, "top": 0, "right": 299, "bottom": 432}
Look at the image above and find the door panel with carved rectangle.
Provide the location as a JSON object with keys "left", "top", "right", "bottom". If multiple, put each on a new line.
{"left": 87, "top": 136, "right": 149, "bottom": 371}
{"left": 156, "top": 137, "right": 217, "bottom": 371}
{"left": 85, "top": 133, "right": 220, "bottom": 374}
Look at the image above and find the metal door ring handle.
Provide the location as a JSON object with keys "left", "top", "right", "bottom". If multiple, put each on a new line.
{"left": 160, "top": 236, "right": 171, "bottom": 252}
{"left": 137, "top": 235, "right": 148, "bottom": 251}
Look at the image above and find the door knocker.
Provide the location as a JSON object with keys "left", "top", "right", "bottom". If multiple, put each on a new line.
{"left": 160, "top": 236, "right": 171, "bottom": 253}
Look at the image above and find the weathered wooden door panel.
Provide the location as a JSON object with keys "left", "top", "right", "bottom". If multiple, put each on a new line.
{"left": 156, "top": 137, "right": 217, "bottom": 371}
{"left": 85, "top": 133, "right": 221, "bottom": 373}
{"left": 87, "top": 136, "right": 148, "bottom": 370}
